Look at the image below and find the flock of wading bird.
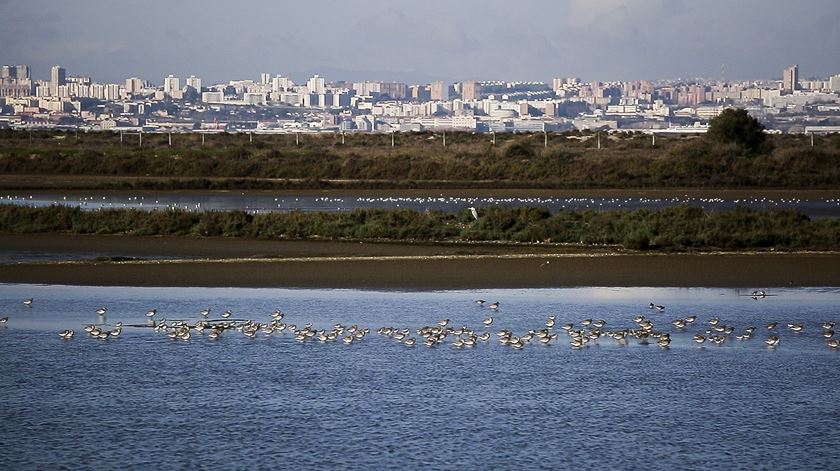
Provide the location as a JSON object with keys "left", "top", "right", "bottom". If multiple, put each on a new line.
{"left": 2, "top": 297, "right": 839, "bottom": 351}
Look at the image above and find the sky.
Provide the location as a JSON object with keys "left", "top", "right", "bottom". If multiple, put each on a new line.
{"left": 1, "top": 0, "right": 839, "bottom": 85}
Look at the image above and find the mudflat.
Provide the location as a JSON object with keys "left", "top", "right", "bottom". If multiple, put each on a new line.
{"left": 0, "top": 233, "right": 838, "bottom": 289}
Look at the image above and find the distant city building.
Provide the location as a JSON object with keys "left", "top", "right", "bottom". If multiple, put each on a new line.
{"left": 201, "top": 91, "right": 224, "bottom": 103}
{"left": 783, "top": 65, "right": 799, "bottom": 93}
{"left": 125, "top": 77, "right": 144, "bottom": 95}
{"left": 50, "top": 65, "right": 66, "bottom": 95}
{"left": 462, "top": 81, "right": 481, "bottom": 101}
{"left": 260, "top": 73, "right": 271, "bottom": 85}
{"left": 829, "top": 74, "right": 840, "bottom": 93}
{"left": 271, "top": 75, "right": 294, "bottom": 92}
{"left": 430, "top": 81, "right": 449, "bottom": 101}
{"left": 307, "top": 75, "right": 325, "bottom": 94}
{"left": 186, "top": 75, "right": 202, "bottom": 92}
{"left": 164, "top": 74, "right": 181, "bottom": 95}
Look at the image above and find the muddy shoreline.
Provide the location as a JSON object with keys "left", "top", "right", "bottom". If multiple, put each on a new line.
{"left": 1, "top": 234, "right": 838, "bottom": 289}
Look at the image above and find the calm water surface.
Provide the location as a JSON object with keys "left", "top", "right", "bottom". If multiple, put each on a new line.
{"left": 5, "top": 191, "right": 840, "bottom": 217}
{"left": 1, "top": 285, "right": 839, "bottom": 470}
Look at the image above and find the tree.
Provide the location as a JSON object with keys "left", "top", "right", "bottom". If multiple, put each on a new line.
{"left": 706, "top": 108, "right": 766, "bottom": 152}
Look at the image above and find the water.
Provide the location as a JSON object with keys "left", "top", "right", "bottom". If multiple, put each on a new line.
{"left": 2, "top": 285, "right": 839, "bottom": 470}
{"left": 4, "top": 191, "right": 840, "bottom": 217}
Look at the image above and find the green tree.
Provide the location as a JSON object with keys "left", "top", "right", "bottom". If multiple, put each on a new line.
{"left": 706, "top": 108, "right": 766, "bottom": 153}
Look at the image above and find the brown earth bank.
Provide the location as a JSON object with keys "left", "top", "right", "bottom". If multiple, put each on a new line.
{"left": 0, "top": 234, "right": 838, "bottom": 289}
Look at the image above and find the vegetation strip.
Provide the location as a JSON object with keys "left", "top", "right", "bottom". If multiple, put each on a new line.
{"left": 1, "top": 128, "right": 839, "bottom": 190}
{"left": 2, "top": 204, "right": 839, "bottom": 252}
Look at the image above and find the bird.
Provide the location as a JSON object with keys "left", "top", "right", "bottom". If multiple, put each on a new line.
{"left": 483, "top": 317, "right": 493, "bottom": 327}
{"left": 222, "top": 310, "right": 232, "bottom": 318}
{"left": 474, "top": 299, "right": 486, "bottom": 306}
{"left": 438, "top": 319, "right": 449, "bottom": 327}
{"left": 489, "top": 302, "right": 500, "bottom": 310}
{"left": 0, "top": 316, "right": 8, "bottom": 325}
{"left": 200, "top": 308, "right": 211, "bottom": 317}
{"left": 146, "top": 309, "right": 157, "bottom": 317}
{"left": 58, "top": 329, "right": 74, "bottom": 339}
{"left": 96, "top": 307, "right": 107, "bottom": 316}
{"left": 649, "top": 302, "right": 665, "bottom": 311}
{"left": 23, "top": 298, "right": 33, "bottom": 306}
{"left": 468, "top": 207, "right": 479, "bottom": 220}
{"left": 692, "top": 334, "right": 706, "bottom": 344}
{"left": 766, "top": 334, "right": 780, "bottom": 347}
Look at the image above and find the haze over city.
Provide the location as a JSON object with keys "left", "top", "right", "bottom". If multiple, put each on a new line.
{"left": 2, "top": 0, "right": 839, "bottom": 83}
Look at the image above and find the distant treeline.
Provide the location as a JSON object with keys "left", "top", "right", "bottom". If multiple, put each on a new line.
{"left": 1, "top": 204, "right": 838, "bottom": 252}
{"left": 0, "top": 129, "right": 839, "bottom": 189}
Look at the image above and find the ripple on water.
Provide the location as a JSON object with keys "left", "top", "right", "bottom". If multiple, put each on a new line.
{"left": 0, "top": 286, "right": 839, "bottom": 469}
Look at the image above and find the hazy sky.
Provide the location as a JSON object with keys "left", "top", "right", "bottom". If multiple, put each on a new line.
{"left": 2, "top": 0, "right": 838, "bottom": 85}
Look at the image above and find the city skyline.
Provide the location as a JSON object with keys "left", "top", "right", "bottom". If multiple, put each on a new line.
{"left": 2, "top": 0, "right": 839, "bottom": 84}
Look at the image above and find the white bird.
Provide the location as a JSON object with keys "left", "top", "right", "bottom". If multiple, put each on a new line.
{"left": 59, "top": 329, "right": 74, "bottom": 339}
{"left": 200, "top": 308, "right": 210, "bottom": 317}
{"left": 483, "top": 317, "right": 493, "bottom": 326}
{"left": 146, "top": 309, "right": 157, "bottom": 317}
{"left": 489, "top": 302, "right": 500, "bottom": 310}
{"left": 222, "top": 309, "right": 232, "bottom": 318}
{"left": 96, "top": 307, "right": 107, "bottom": 316}
{"left": 23, "top": 298, "right": 33, "bottom": 306}
{"left": 468, "top": 207, "right": 479, "bottom": 220}
{"left": 0, "top": 316, "right": 8, "bottom": 325}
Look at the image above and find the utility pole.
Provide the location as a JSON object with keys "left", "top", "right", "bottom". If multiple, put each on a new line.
{"left": 391, "top": 131, "right": 395, "bottom": 147}
{"left": 443, "top": 129, "right": 446, "bottom": 147}
{"left": 296, "top": 132, "right": 299, "bottom": 146}
{"left": 201, "top": 133, "right": 205, "bottom": 146}
{"left": 811, "top": 132, "right": 814, "bottom": 147}
{"left": 652, "top": 132, "right": 656, "bottom": 147}
{"left": 168, "top": 132, "right": 172, "bottom": 147}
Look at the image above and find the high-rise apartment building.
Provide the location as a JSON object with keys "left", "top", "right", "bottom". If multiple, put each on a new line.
{"left": 260, "top": 73, "right": 271, "bottom": 85}
{"left": 829, "top": 74, "right": 840, "bottom": 93}
{"left": 50, "top": 65, "right": 66, "bottom": 95}
{"left": 186, "top": 75, "right": 202, "bottom": 92}
{"left": 462, "top": 81, "right": 481, "bottom": 101}
{"left": 783, "top": 65, "right": 799, "bottom": 93}
{"left": 125, "top": 77, "right": 144, "bottom": 95}
{"left": 430, "top": 81, "right": 448, "bottom": 101}
{"left": 164, "top": 74, "right": 181, "bottom": 94}
{"left": 16, "top": 65, "right": 30, "bottom": 80}
{"left": 1, "top": 65, "right": 12, "bottom": 79}
{"left": 307, "top": 74, "right": 325, "bottom": 94}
